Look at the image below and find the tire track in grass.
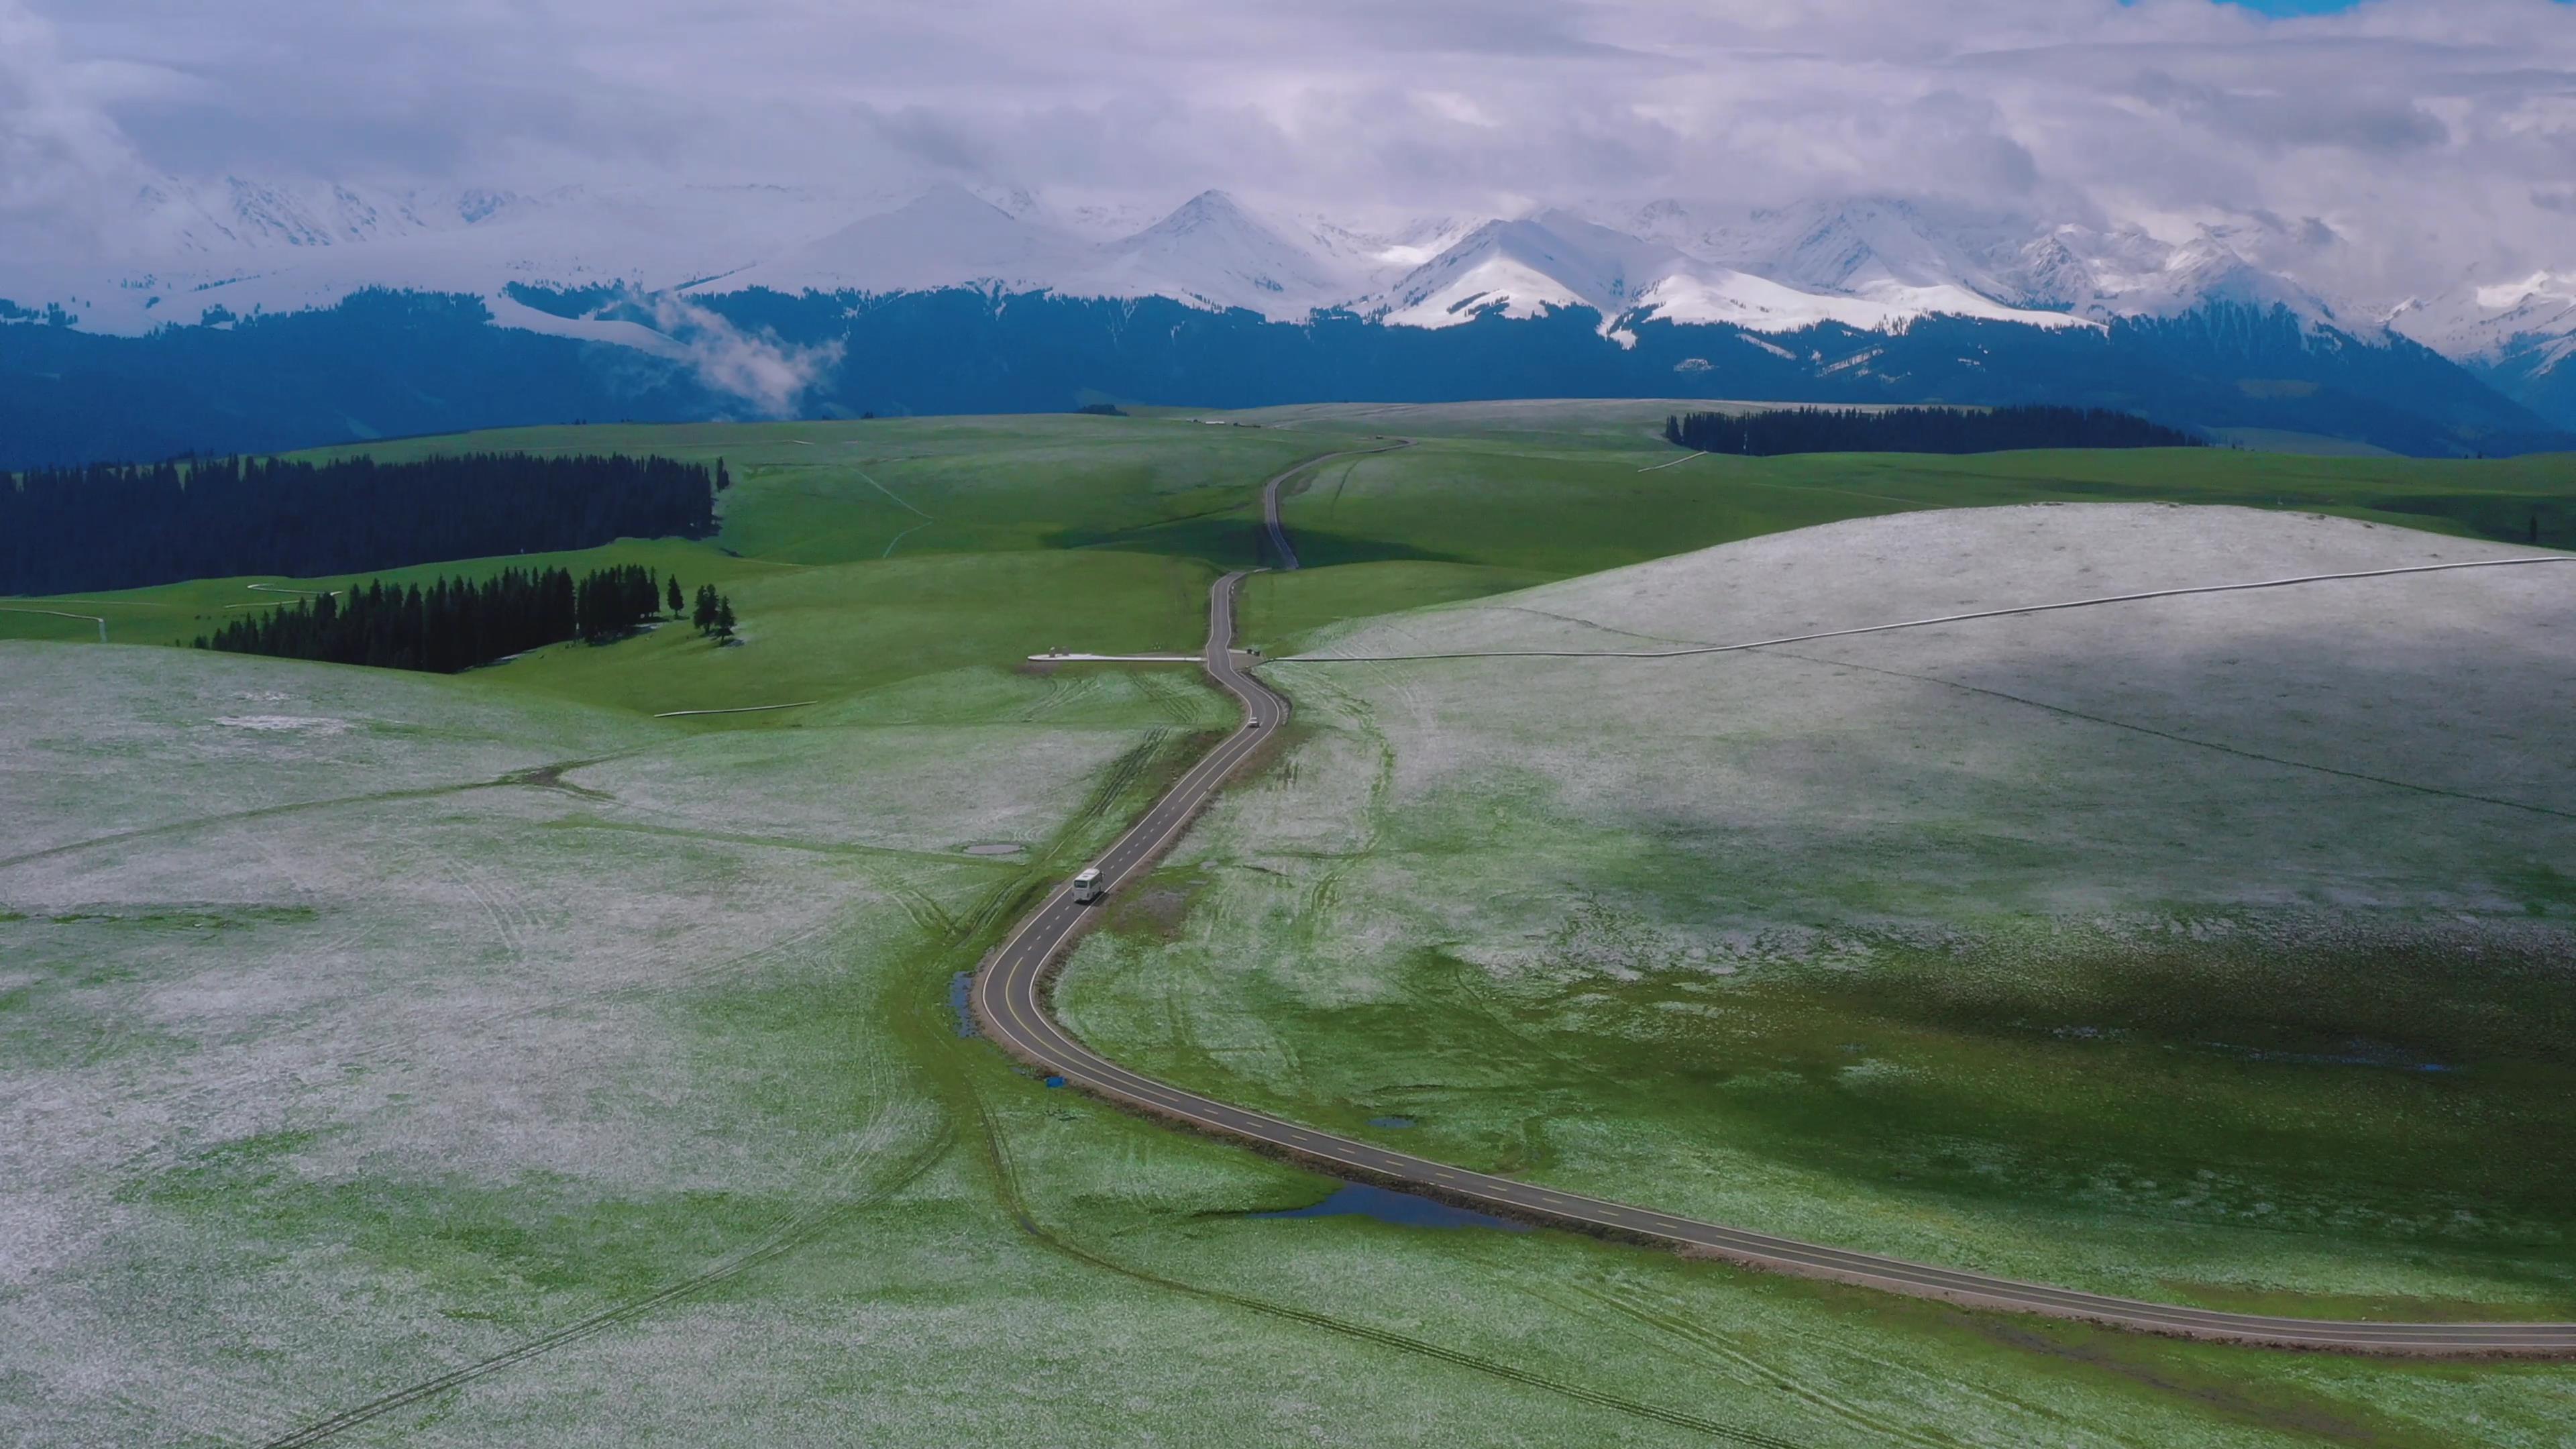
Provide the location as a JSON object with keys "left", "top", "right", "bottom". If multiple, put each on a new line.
{"left": 546, "top": 814, "right": 1000, "bottom": 867}
{"left": 959, "top": 1074, "right": 1802, "bottom": 1449}
{"left": 1061, "top": 729, "right": 1171, "bottom": 842}
{"left": 0, "top": 751, "right": 658, "bottom": 875}
{"left": 1764, "top": 1320, "right": 2114, "bottom": 1449}
{"left": 882, "top": 873, "right": 963, "bottom": 941}
{"left": 1302, "top": 555, "right": 2576, "bottom": 667}
{"left": 1560, "top": 1280, "right": 1986, "bottom": 1449}
{"left": 252, "top": 1116, "right": 957, "bottom": 1448}
{"left": 949, "top": 727, "right": 1199, "bottom": 948}
{"left": 852, "top": 468, "right": 938, "bottom": 559}
{"left": 1134, "top": 668, "right": 1210, "bottom": 725}
{"left": 1761, "top": 644, "right": 2576, "bottom": 820}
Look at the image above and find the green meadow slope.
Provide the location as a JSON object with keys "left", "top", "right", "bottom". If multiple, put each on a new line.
{"left": 1063, "top": 502, "right": 2576, "bottom": 1325}
{"left": 6, "top": 406, "right": 2576, "bottom": 1446}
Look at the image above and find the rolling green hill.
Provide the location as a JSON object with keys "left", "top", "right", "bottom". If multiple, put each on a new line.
{"left": 11, "top": 407, "right": 2570, "bottom": 700}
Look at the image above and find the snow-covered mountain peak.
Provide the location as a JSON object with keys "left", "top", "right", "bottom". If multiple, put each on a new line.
{"left": 881, "top": 182, "right": 1032, "bottom": 236}
{"left": 1370, "top": 202, "right": 2092, "bottom": 339}
{"left": 1140, "top": 189, "right": 1256, "bottom": 235}
{"left": 2143, "top": 235, "right": 2341, "bottom": 325}
{"left": 1373, "top": 212, "right": 1684, "bottom": 333}
{"left": 720, "top": 182, "right": 1078, "bottom": 296}
{"left": 113, "top": 176, "right": 490, "bottom": 260}
{"left": 1765, "top": 199, "right": 1956, "bottom": 292}
{"left": 1085, "top": 190, "right": 1348, "bottom": 318}
{"left": 2387, "top": 269, "right": 2576, "bottom": 372}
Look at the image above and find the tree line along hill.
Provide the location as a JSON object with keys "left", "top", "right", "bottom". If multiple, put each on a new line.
{"left": 1, "top": 451, "right": 727, "bottom": 596}
{"left": 1664, "top": 405, "right": 2204, "bottom": 455}
{"left": 195, "top": 564, "right": 738, "bottom": 674}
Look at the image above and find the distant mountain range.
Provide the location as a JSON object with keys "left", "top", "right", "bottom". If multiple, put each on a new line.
{"left": 2, "top": 178, "right": 2571, "bottom": 465}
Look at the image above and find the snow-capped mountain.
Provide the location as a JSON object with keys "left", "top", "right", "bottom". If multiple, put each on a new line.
{"left": 723, "top": 184, "right": 1084, "bottom": 297}
{"left": 10, "top": 177, "right": 2416, "bottom": 343}
{"left": 708, "top": 186, "right": 1375, "bottom": 319}
{"left": 5, "top": 175, "right": 2570, "bottom": 465}
{"left": 1366, "top": 205, "right": 2092, "bottom": 337}
{"left": 124, "top": 177, "right": 500, "bottom": 255}
{"left": 11, "top": 176, "right": 878, "bottom": 334}
{"left": 2383, "top": 271, "right": 2576, "bottom": 433}
{"left": 1372, "top": 213, "right": 1674, "bottom": 329}
{"left": 2390, "top": 272, "right": 2576, "bottom": 370}
{"left": 1081, "top": 190, "right": 1353, "bottom": 316}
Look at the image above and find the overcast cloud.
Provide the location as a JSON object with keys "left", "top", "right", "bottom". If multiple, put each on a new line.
{"left": 5, "top": 0, "right": 2573, "bottom": 296}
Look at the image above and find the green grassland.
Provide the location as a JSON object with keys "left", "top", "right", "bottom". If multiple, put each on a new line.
{"left": 13, "top": 640, "right": 2575, "bottom": 1448}
{"left": 1059, "top": 502, "right": 2576, "bottom": 1346}
{"left": 8, "top": 405, "right": 2576, "bottom": 1444}
{"left": 12, "top": 408, "right": 2569, "bottom": 669}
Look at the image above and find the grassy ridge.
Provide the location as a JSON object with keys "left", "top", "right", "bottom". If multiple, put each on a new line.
{"left": 1249, "top": 433, "right": 2576, "bottom": 651}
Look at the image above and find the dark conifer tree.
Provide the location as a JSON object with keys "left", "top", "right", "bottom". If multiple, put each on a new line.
{"left": 1662, "top": 405, "right": 2202, "bottom": 456}
{"left": 3, "top": 451, "right": 720, "bottom": 596}
{"left": 195, "top": 565, "right": 671, "bottom": 674}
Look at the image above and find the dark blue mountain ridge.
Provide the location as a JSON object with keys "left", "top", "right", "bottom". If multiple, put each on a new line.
{"left": 1, "top": 284, "right": 2566, "bottom": 469}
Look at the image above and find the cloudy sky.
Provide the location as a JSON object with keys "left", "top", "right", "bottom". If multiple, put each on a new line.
{"left": 5, "top": 0, "right": 2572, "bottom": 296}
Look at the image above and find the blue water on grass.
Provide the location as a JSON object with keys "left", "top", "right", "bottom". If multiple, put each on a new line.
{"left": 1248, "top": 1183, "right": 1527, "bottom": 1231}
{"left": 1366, "top": 1116, "right": 1417, "bottom": 1129}
{"left": 949, "top": 973, "right": 977, "bottom": 1037}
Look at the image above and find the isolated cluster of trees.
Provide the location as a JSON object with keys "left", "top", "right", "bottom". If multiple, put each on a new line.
{"left": 195, "top": 564, "right": 729, "bottom": 674}
{"left": 1662, "top": 405, "right": 2204, "bottom": 456}
{"left": 2, "top": 451, "right": 728, "bottom": 595}
{"left": 686, "top": 583, "right": 737, "bottom": 641}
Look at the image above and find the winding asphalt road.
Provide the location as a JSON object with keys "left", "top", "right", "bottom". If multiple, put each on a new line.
{"left": 973, "top": 453, "right": 2576, "bottom": 1358}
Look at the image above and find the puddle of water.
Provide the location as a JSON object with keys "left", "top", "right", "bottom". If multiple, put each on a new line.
{"left": 1247, "top": 1182, "right": 1527, "bottom": 1231}
{"left": 1366, "top": 1116, "right": 1417, "bottom": 1129}
{"left": 963, "top": 843, "right": 1024, "bottom": 857}
{"left": 949, "top": 973, "right": 977, "bottom": 1037}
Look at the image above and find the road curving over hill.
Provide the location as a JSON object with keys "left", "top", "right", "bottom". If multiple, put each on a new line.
{"left": 973, "top": 471, "right": 2576, "bottom": 1358}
